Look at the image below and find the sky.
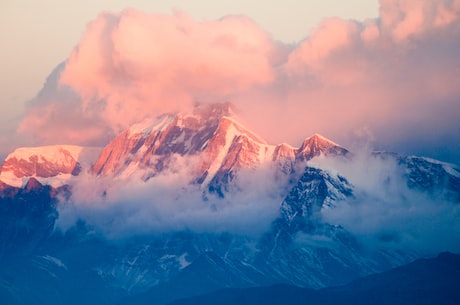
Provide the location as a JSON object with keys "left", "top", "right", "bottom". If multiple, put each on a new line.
{"left": 0, "top": 0, "right": 378, "bottom": 121}
{"left": 1, "top": 0, "right": 460, "bottom": 166}
{"left": 1, "top": 0, "right": 377, "bottom": 156}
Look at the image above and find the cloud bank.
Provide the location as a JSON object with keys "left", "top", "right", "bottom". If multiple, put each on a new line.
{"left": 54, "top": 147, "right": 460, "bottom": 256}
{"left": 56, "top": 158, "right": 285, "bottom": 238}
{"left": 17, "top": 0, "right": 460, "bottom": 166}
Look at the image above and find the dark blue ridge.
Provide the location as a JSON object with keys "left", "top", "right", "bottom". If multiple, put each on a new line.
{"left": 168, "top": 252, "right": 460, "bottom": 305}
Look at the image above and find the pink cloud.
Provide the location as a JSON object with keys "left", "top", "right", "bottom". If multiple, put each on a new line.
{"left": 379, "top": 0, "right": 460, "bottom": 41}
{"left": 286, "top": 18, "right": 359, "bottom": 69}
{"left": 18, "top": 99, "right": 112, "bottom": 146}
{"left": 17, "top": 0, "right": 460, "bottom": 165}
{"left": 434, "top": 0, "right": 460, "bottom": 27}
{"left": 58, "top": 9, "right": 275, "bottom": 134}
{"left": 237, "top": 0, "right": 460, "bottom": 163}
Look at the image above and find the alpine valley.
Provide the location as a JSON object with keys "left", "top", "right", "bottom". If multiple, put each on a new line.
{"left": 1, "top": 102, "right": 459, "bottom": 305}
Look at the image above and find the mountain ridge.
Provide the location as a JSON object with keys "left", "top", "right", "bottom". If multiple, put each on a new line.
{"left": 0, "top": 103, "right": 351, "bottom": 192}
{"left": 0, "top": 102, "right": 459, "bottom": 305}
{"left": 0, "top": 145, "right": 101, "bottom": 188}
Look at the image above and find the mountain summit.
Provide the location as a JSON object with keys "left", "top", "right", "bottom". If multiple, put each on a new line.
{"left": 297, "top": 133, "right": 348, "bottom": 161}
{"left": 90, "top": 103, "right": 348, "bottom": 192}
{"left": 91, "top": 103, "right": 268, "bottom": 179}
{"left": 0, "top": 145, "right": 101, "bottom": 187}
{"left": 0, "top": 103, "right": 349, "bottom": 196}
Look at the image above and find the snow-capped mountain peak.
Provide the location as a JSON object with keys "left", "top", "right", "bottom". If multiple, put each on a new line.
{"left": 0, "top": 102, "right": 354, "bottom": 196}
{"left": 91, "top": 103, "right": 275, "bottom": 188}
{"left": 128, "top": 114, "right": 177, "bottom": 138}
{"left": 91, "top": 103, "right": 242, "bottom": 177}
{"left": 296, "top": 133, "right": 349, "bottom": 161}
{"left": 0, "top": 145, "right": 101, "bottom": 187}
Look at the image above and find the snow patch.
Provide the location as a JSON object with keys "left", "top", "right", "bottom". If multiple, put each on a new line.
{"left": 202, "top": 122, "right": 239, "bottom": 186}
{"left": 0, "top": 172, "right": 28, "bottom": 188}
{"left": 443, "top": 164, "right": 460, "bottom": 178}
{"left": 5, "top": 145, "right": 86, "bottom": 164}
{"left": 222, "top": 116, "right": 268, "bottom": 144}
{"left": 258, "top": 144, "right": 276, "bottom": 164}
{"left": 129, "top": 114, "right": 175, "bottom": 137}
{"left": 304, "top": 133, "right": 343, "bottom": 148}
{"left": 0, "top": 146, "right": 102, "bottom": 187}
{"left": 410, "top": 156, "right": 460, "bottom": 178}
{"left": 40, "top": 255, "right": 67, "bottom": 270}
{"left": 178, "top": 253, "right": 191, "bottom": 269}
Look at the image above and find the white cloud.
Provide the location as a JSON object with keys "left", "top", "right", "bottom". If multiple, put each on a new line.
{"left": 56, "top": 156, "right": 284, "bottom": 238}
{"left": 312, "top": 149, "right": 460, "bottom": 255}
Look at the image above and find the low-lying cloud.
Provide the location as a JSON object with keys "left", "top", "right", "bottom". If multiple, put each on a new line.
{"left": 56, "top": 157, "right": 285, "bottom": 239}
{"left": 312, "top": 150, "right": 460, "bottom": 255}
{"left": 54, "top": 144, "right": 460, "bottom": 258}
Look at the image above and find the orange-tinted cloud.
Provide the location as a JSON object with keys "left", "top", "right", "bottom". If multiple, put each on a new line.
{"left": 57, "top": 9, "right": 276, "bottom": 133}
{"left": 379, "top": 0, "right": 460, "bottom": 40}
{"left": 17, "top": 0, "right": 460, "bottom": 165}
{"left": 235, "top": 0, "right": 460, "bottom": 165}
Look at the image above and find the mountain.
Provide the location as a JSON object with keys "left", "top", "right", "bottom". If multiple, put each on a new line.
{"left": 0, "top": 103, "right": 352, "bottom": 195}
{"left": 0, "top": 102, "right": 459, "bottom": 305}
{"left": 401, "top": 155, "right": 460, "bottom": 202}
{"left": 296, "top": 133, "right": 349, "bottom": 161}
{"left": 168, "top": 252, "right": 460, "bottom": 305}
{"left": 90, "top": 103, "right": 349, "bottom": 196}
{"left": 90, "top": 103, "right": 279, "bottom": 200}
{"left": 0, "top": 145, "right": 101, "bottom": 188}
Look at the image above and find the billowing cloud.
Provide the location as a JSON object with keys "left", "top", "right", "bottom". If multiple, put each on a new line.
{"left": 379, "top": 0, "right": 460, "bottom": 40}
{"left": 17, "top": 63, "right": 114, "bottom": 146}
{"left": 241, "top": 0, "right": 460, "bottom": 164}
{"left": 21, "top": 9, "right": 276, "bottom": 141}
{"left": 17, "top": 0, "right": 460, "bottom": 165}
